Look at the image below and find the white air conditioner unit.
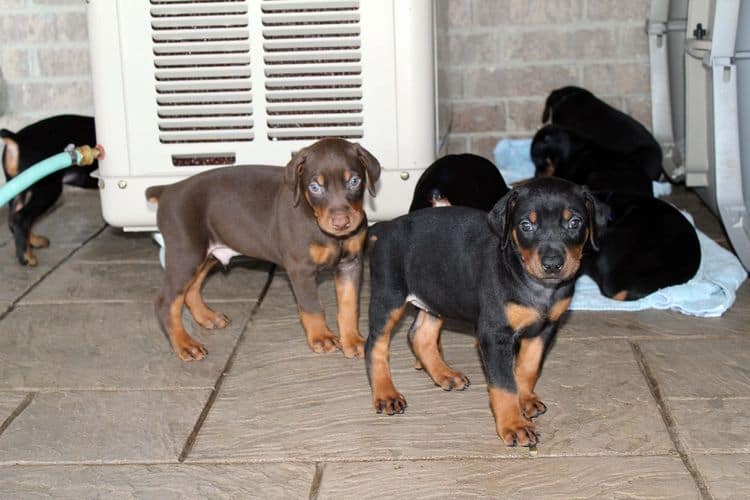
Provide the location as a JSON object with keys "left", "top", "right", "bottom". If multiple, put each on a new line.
{"left": 87, "top": 0, "right": 436, "bottom": 231}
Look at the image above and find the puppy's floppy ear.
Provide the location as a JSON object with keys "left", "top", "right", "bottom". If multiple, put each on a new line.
{"left": 488, "top": 190, "right": 518, "bottom": 249}
{"left": 284, "top": 146, "right": 309, "bottom": 207}
{"left": 353, "top": 143, "right": 381, "bottom": 197}
{"left": 583, "top": 191, "right": 609, "bottom": 251}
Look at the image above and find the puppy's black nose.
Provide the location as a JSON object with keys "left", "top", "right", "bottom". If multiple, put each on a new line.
{"left": 541, "top": 253, "right": 564, "bottom": 274}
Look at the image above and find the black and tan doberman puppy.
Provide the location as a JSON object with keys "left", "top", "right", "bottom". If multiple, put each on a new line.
{"left": 409, "top": 154, "right": 509, "bottom": 212}
{"left": 531, "top": 86, "right": 663, "bottom": 196}
{"left": 146, "top": 138, "right": 381, "bottom": 361}
{"left": 365, "top": 177, "right": 604, "bottom": 446}
{"left": 1, "top": 115, "right": 98, "bottom": 266}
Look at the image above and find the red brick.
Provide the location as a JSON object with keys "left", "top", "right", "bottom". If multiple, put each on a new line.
{"left": 452, "top": 102, "right": 506, "bottom": 133}
{"left": 506, "top": 99, "right": 546, "bottom": 133}
{"left": 586, "top": 0, "right": 650, "bottom": 21}
{"left": 464, "top": 65, "right": 579, "bottom": 99}
{"left": 469, "top": 134, "right": 505, "bottom": 160}
{"left": 582, "top": 62, "right": 650, "bottom": 96}
{"left": 502, "top": 28, "right": 617, "bottom": 61}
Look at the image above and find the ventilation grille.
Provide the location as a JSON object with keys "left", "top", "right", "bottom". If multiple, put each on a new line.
{"left": 151, "top": 0, "right": 254, "bottom": 144}
{"left": 262, "top": 0, "right": 363, "bottom": 141}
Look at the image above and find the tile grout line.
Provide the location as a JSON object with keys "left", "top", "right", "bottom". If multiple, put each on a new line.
{"left": 308, "top": 462, "right": 324, "bottom": 500}
{"left": 0, "top": 224, "right": 108, "bottom": 322}
{"left": 629, "top": 341, "right": 713, "bottom": 500}
{"left": 178, "top": 264, "right": 277, "bottom": 463}
{"left": 0, "top": 392, "right": 36, "bottom": 438}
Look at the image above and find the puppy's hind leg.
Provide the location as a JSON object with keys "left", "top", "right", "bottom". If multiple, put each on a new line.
{"left": 408, "top": 310, "right": 470, "bottom": 391}
{"left": 156, "top": 247, "right": 209, "bottom": 361}
{"left": 184, "top": 257, "right": 230, "bottom": 329}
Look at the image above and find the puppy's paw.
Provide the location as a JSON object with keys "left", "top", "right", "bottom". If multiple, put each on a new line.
{"left": 29, "top": 233, "right": 49, "bottom": 249}
{"left": 199, "top": 312, "right": 231, "bottom": 330}
{"left": 20, "top": 250, "right": 38, "bottom": 267}
{"left": 341, "top": 333, "right": 365, "bottom": 358}
{"left": 433, "top": 370, "right": 470, "bottom": 391}
{"left": 173, "top": 337, "right": 208, "bottom": 361}
{"left": 497, "top": 414, "right": 537, "bottom": 447}
{"left": 520, "top": 393, "right": 547, "bottom": 419}
{"left": 307, "top": 329, "right": 341, "bottom": 354}
{"left": 373, "top": 391, "right": 407, "bottom": 415}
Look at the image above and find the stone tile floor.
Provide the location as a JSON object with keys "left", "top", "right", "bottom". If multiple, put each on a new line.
{"left": 0, "top": 186, "right": 748, "bottom": 499}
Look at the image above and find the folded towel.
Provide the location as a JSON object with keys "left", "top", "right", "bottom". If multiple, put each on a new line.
{"left": 493, "top": 138, "right": 671, "bottom": 196}
{"left": 493, "top": 137, "right": 747, "bottom": 317}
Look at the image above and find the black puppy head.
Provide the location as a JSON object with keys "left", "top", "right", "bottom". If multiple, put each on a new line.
{"left": 530, "top": 124, "right": 572, "bottom": 178}
{"left": 488, "top": 177, "right": 601, "bottom": 283}
{"left": 284, "top": 138, "right": 381, "bottom": 237}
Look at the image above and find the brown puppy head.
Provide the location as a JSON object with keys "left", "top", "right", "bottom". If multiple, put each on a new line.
{"left": 284, "top": 138, "right": 381, "bottom": 238}
{"left": 488, "top": 177, "right": 603, "bottom": 284}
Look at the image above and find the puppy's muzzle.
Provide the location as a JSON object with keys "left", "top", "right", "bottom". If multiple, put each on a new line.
{"left": 330, "top": 212, "right": 352, "bottom": 232}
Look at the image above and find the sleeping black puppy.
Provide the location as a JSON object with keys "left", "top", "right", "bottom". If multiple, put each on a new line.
{"left": 1, "top": 115, "right": 98, "bottom": 266}
{"left": 531, "top": 86, "right": 663, "bottom": 196}
{"left": 409, "top": 153, "right": 509, "bottom": 212}
{"left": 367, "top": 177, "right": 605, "bottom": 446}
{"left": 531, "top": 124, "right": 653, "bottom": 197}
{"left": 582, "top": 192, "right": 701, "bottom": 301}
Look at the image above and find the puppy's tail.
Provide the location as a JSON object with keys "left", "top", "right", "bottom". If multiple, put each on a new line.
{"left": 145, "top": 185, "right": 165, "bottom": 204}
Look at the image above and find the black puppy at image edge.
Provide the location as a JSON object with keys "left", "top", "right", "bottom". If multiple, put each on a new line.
{"left": 1, "top": 115, "right": 98, "bottom": 266}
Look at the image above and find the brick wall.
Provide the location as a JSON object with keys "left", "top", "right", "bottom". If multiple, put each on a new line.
{"left": 436, "top": 0, "right": 653, "bottom": 159}
{"left": 0, "top": 0, "right": 92, "bottom": 133}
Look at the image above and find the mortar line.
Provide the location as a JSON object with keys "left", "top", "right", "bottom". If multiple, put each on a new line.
{"left": 308, "top": 462, "right": 325, "bottom": 500}
{"left": 0, "top": 224, "right": 107, "bottom": 322}
{"left": 630, "top": 341, "right": 713, "bottom": 500}
{"left": 178, "top": 264, "right": 276, "bottom": 463}
{"left": 0, "top": 392, "right": 36, "bottom": 438}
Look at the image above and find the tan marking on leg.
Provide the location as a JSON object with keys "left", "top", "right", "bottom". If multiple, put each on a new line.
{"left": 29, "top": 232, "right": 49, "bottom": 249}
{"left": 168, "top": 292, "right": 207, "bottom": 361}
{"left": 309, "top": 243, "right": 337, "bottom": 266}
{"left": 515, "top": 337, "right": 547, "bottom": 419}
{"left": 504, "top": 303, "right": 541, "bottom": 332}
{"left": 371, "top": 306, "right": 407, "bottom": 414}
{"left": 299, "top": 311, "right": 340, "bottom": 353}
{"left": 612, "top": 290, "right": 628, "bottom": 301}
{"left": 23, "top": 242, "right": 37, "bottom": 267}
{"left": 488, "top": 386, "right": 537, "bottom": 446}
{"left": 548, "top": 296, "right": 572, "bottom": 322}
{"left": 185, "top": 259, "right": 230, "bottom": 329}
{"left": 335, "top": 276, "right": 364, "bottom": 358}
{"left": 411, "top": 313, "right": 469, "bottom": 391}
{"left": 2, "top": 137, "right": 19, "bottom": 177}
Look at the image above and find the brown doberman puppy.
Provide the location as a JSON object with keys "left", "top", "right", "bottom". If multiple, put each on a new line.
{"left": 146, "top": 138, "right": 381, "bottom": 361}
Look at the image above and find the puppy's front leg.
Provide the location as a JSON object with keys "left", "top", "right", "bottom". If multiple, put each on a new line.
{"left": 478, "top": 324, "right": 537, "bottom": 447}
{"left": 334, "top": 255, "right": 365, "bottom": 358}
{"left": 288, "top": 268, "right": 340, "bottom": 354}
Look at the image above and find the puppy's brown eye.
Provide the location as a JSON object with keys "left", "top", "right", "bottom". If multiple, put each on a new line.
{"left": 347, "top": 175, "right": 362, "bottom": 190}
{"left": 567, "top": 217, "right": 582, "bottom": 229}
{"left": 520, "top": 220, "right": 534, "bottom": 232}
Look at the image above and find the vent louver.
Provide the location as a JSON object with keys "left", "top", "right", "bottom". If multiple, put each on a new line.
{"left": 150, "top": 0, "right": 254, "bottom": 145}
{"left": 262, "top": 0, "right": 364, "bottom": 141}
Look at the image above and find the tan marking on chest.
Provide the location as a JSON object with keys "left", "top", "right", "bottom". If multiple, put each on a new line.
{"left": 342, "top": 229, "right": 367, "bottom": 257}
{"left": 309, "top": 242, "right": 338, "bottom": 265}
{"left": 548, "top": 297, "right": 572, "bottom": 321}
{"left": 504, "top": 303, "right": 542, "bottom": 331}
